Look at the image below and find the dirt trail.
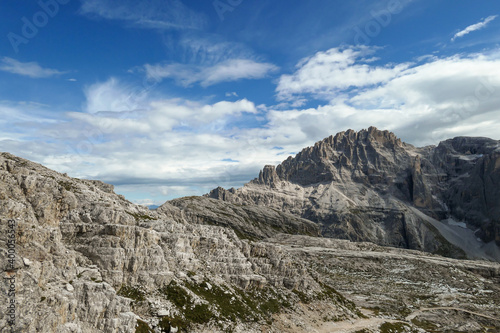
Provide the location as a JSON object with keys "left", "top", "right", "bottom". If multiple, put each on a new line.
{"left": 315, "top": 307, "right": 500, "bottom": 332}
{"left": 405, "top": 306, "right": 500, "bottom": 321}
{"left": 317, "top": 317, "right": 401, "bottom": 333}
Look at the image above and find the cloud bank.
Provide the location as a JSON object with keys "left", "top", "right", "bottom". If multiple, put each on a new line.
{"left": 2, "top": 47, "right": 500, "bottom": 204}
{"left": 144, "top": 59, "right": 278, "bottom": 87}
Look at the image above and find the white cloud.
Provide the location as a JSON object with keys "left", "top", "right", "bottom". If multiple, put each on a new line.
{"left": 0, "top": 57, "right": 66, "bottom": 78}
{"left": 145, "top": 59, "right": 278, "bottom": 87}
{"left": 4, "top": 48, "right": 500, "bottom": 202}
{"left": 136, "top": 34, "right": 276, "bottom": 88}
{"left": 177, "top": 35, "right": 253, "bottom": 65}
{"left": 82, "top": 77, "right": 258, "bottom": 127}
{"left": 149, "top": 98, "right": 257, "bottom": 125}
{"left": 452, "top": 15, "right": 497, "bottom": 41}
{"left": 79, "top": 0, "right": 207, "bottom": 30}
{"left": 84, "top": 78, "right": 150, "bottom": 113}
{"left": 1, "top": 86, "right": 266, "bottom": 201}
{"left": 276, "top": 46, "right": 410, "bottom": 101}
{"left": 270, "top": 50, "right": 500, "bottom": 147}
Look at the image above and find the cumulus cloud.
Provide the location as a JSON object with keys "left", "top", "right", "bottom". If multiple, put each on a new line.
{"left": 271, "top": 50, "right": 500, "bottom": 147}
{"left": 84, "top": 78, "right": 152, "bottom": 113}
{"left": 452, "top": 15, "right": 497, "bottom": 41}
{"left": 1, "top": 87, "right": 267, "bottom": 203}
{"left": 0, "top": 57, "right": 67, "bottom": 78}
{"left": 3, "top": 47, "right": 500, "bottom": 202}
{"left": 276, "top": 46, "right": 409, "bottom": 101}
{"left": 79, "top": 0, "right": 207, "bottom": 30}
{"left": 82, "top": 77, "right": 257, "bottom": 126}
{"left": 145, "top": 59, "right": 278, "bottom": 87}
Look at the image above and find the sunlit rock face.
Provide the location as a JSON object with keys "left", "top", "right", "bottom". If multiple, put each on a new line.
{"left": 1, "top": 128, "right": 499, "bottom": 332}
{"left": 208, "top": 127, "right": 500, "bottom": 258}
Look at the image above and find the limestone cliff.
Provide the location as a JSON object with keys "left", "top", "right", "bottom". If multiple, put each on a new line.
{"left": 208, "top": 127, "right": 500, "bottom": 260}
{"left": 1, "top": 135, "right": 500, "bottom": 332}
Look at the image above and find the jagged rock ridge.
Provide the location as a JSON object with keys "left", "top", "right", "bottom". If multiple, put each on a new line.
{"left": 208, "top": 127, "right": 500, "bottom": 261}
{"left": 1, "top": 132, "right": 500, "bottom": 332}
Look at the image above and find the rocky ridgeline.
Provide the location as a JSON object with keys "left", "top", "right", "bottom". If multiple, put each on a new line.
{"left": 0, "top": 152, "right": 354, "bottom": 332}
{"left": 1, "top": 128, "right": 500, "bottom": 332}
{"left": 208, "top": 127, "right": 500, "bottom": 260}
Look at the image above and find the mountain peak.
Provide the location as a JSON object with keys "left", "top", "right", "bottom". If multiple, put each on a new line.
{"left": 251, "top": 128, "right": 408, "bottom": 187}
{"left": 209, "top": 128, "right": 500, "bottom": 257}
{"left": 331, "top": 126, "right": 403, "bottom": 149}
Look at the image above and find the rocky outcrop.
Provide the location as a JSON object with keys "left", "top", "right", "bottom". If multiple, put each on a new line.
{"left": 268, "top": 127, "right": 408, "bottom": 186}
{"left": 0, "top": 152, "right": 348, "bottom": 332}
{"left": 166, "top": 196, "right": 320, "bottom": 241}
{"left": 255, "top": 165, "right": 280, "bottom": 188}
{"left": 437, "top": 140, "right": 500, "bottom": 245}
{"left": 208, "top": 127, "right": 500, "bottom": 258}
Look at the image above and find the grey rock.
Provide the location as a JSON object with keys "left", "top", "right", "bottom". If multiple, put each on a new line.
{"left": 1, "top": 136, "right": 500, "bottom": 333}
{"left": 208, "top": 127, "right": 500, "bottom": 260}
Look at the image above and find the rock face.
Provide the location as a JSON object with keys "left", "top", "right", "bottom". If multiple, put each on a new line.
{"left": 167, "top": 196, "right": 320, "bottom": 241}
{"left": 208, "top": 127, "right": 500, "bottom": 260}
{"left": 1, "top": 131, "right": 500, "bottom": 333}
{"left": 435, "top": 137, "right": 500, "bottom": 244}
{"left": 0, "top": 152, "right": 361, "bottom": 332}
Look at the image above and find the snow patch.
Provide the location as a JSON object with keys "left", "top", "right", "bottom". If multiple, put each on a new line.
{"left": 410, "top": 207, "right": 500, "bottom": 262}
{"left": 458, "top": 154, "right": 483, "bottom": 161}
{"left": 444, "top": 218, "right": 467, "bottom": 229}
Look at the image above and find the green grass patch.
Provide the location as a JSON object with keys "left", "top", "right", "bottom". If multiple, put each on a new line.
{"left": 126, "top": 211, "right": 157, "bottom": 221}
{"left": 118, "top": 285, "right": 146, "bottom": 304}
{"left": 160, "top": 281, "right": 191, "bottom": 308}
{"left": 411, "top": 318, "right": 440, "bottom": 331}
{"left": 159, "top": 281, "right": 214, "bottom": 331}
{"left": 292, "top": 289, "right": 311, "bottom": 304}
{"left": 185, "top": 280, "right": 254, "bottom": 322}
{"left": 135, "top": 319, "right": 154, "bottom": 333}
{"left": 379, "top": 322, "right": 412, "bottom": 333}
{"left": 185, "top": 304, "right": 212, "bottom": 324}
{"left": 58, "top": 181, "right": 74, "bottom": 191}
{"left": 233, "top": 228, "right": 259, "bottom": 242}
{"left": 160, "top": 280, "right": 293, "bottom": 328}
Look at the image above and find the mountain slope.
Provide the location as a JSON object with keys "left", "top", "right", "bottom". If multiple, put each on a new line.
{"left": 208, "top": 127, "right": 500, "bottom": 261}
{"left": 1, "top": 151, "right": 500, "bottom": 332}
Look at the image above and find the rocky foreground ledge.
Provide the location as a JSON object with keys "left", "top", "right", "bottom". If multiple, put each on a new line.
{"left": 1, "top": 150, "right": 500, "bottom": 332}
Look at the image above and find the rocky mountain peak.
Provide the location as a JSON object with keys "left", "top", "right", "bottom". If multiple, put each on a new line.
{"left": 2, "top": 137, "right": 500, "bottom": 332}
{"left": 209, "top": 129, "right": 500, "bottom": 256}
{"left": 251, "top": 127, "right": 409, "bottom": 187}
{"left": 332, "top": 126, "right": 404, "bottom": 150}
{"left": 435, "top": 136, "right": 500, "bottom": 160}
{"left": 256, "top": 165, "right": 280, "bottom": 188}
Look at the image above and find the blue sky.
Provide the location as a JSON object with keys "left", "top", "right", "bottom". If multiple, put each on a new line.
{"left": 1, "top": 0, "right": 500, "bottom": 205}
